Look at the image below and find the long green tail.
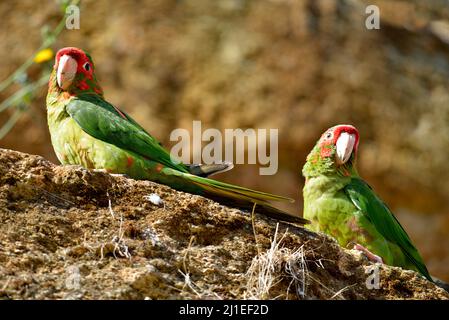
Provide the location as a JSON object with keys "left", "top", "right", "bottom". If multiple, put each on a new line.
{"left": 164, "top": 168, "right": 308, "bottom": 224}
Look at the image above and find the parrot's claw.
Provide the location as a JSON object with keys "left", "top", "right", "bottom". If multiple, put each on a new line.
{"left": 353, "top": 244, "right": 384, "bottom": 264}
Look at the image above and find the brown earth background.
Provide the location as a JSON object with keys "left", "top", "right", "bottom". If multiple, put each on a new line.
{"left": 0, "top": 0, "right": 448, "bottom": 282}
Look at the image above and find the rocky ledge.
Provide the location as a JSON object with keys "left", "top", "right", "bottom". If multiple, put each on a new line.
{"left": 0, "top": 148, "right": 447, "bottom": 300}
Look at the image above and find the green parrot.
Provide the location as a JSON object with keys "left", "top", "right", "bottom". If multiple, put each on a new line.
{"left": 46, "top": 47, "right": 306, "bottom": 224}
{"left": 302, "top": 124, "right": 432, "bottom": 281}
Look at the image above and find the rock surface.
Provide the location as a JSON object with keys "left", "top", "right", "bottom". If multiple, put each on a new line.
{"left": 0, "top": 148, "right": 447, "bottom": 300}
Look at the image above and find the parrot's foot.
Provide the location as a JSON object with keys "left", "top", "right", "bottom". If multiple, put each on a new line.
{"left": 353, "top": 244, "right": 383, "bottom": 264}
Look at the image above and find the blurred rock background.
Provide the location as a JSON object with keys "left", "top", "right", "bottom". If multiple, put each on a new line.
{"left": 0, "top": 0, "right": 448, "bottom": 281}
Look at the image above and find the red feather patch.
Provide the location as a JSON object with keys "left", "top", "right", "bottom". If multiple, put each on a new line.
{"left": 126, "top": 156, "right": 134, "bottom": 168}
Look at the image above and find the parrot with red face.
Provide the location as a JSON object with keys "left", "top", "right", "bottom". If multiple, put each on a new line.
{"left": 46, "top": 47, "right": 307, "bottom": 224}
{"left": 302, "top": 124, "right": 432, "bottom": 281}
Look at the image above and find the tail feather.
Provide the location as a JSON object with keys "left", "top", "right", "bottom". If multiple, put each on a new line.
{"left": 186, "top": 162, "right": 234, "bottom": 177}
{"left": 433, "top": 277, "right": 449, "bottom": 293}
{"left": 187, "top": 173, "right": 293, "bottom": 203}
{"left": 184, "top": 173, "right": 308, "bottom": 224}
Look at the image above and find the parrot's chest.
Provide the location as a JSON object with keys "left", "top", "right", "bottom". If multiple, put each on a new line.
{"left": 303, "top": 176, "right": 365, "bottom": 245}
{"left": 49, "top": 116, "right": 94, "bottom": 166}
{"left": 48, "top": 113, "right": 124, "bottom": 170}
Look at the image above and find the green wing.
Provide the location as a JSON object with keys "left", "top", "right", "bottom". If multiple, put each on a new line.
{"left": 66, "top": 94, "right": 189, "bottom": 173}
{"left": 344, "top": 178, "right": 432, "bottom": 281}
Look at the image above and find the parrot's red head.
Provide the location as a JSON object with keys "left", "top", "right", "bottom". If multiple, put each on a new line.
{"left": 317, "top": 124, "right": 359, "bottom": 165}
{"left": 303, "top": 124, "right": 360, "bottom": 178}
{"left": 51, "top": 47, "right": 103, "bottom": 96}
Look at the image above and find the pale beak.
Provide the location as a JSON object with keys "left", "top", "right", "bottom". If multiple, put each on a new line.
{"left": 336, "top": 132, "right": 356, "bottom": 165}
{"left": 56, "top": 55, "right": 77, "bottom": 90}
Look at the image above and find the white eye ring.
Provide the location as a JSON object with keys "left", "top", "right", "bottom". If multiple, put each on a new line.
{"left": 325, "top": 132, "right": 333, "bottom": 139}
{"left": 83, "top": 62, "right": 91, "bottom": 71}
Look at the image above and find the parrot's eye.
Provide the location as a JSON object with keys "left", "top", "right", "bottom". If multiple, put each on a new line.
{"left": 325, "top": 132, "right": 333, "bottom": 139}
{"left": 83, "top": 62, "right": 91, "bottom": 71}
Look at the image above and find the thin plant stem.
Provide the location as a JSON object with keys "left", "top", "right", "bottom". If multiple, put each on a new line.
{"left": 0, "top": 73, "right": 49, "bottom": 114}
{"left": 0, "top": 108, "right": 23, "bottom": 140}
{"left": 0, "top": 0, "right": 79, "bottom": 92}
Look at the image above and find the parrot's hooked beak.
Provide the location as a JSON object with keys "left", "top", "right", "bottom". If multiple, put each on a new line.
{"left": 336, "top": 132, "right": 356, "bottom": 165}
{"left": 56, "top": 54, "right": 77, "bottom": 90}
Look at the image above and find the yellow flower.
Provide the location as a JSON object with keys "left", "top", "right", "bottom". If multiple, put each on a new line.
{"left": 33, "top": 48, "right": 54, "bottom": 63}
